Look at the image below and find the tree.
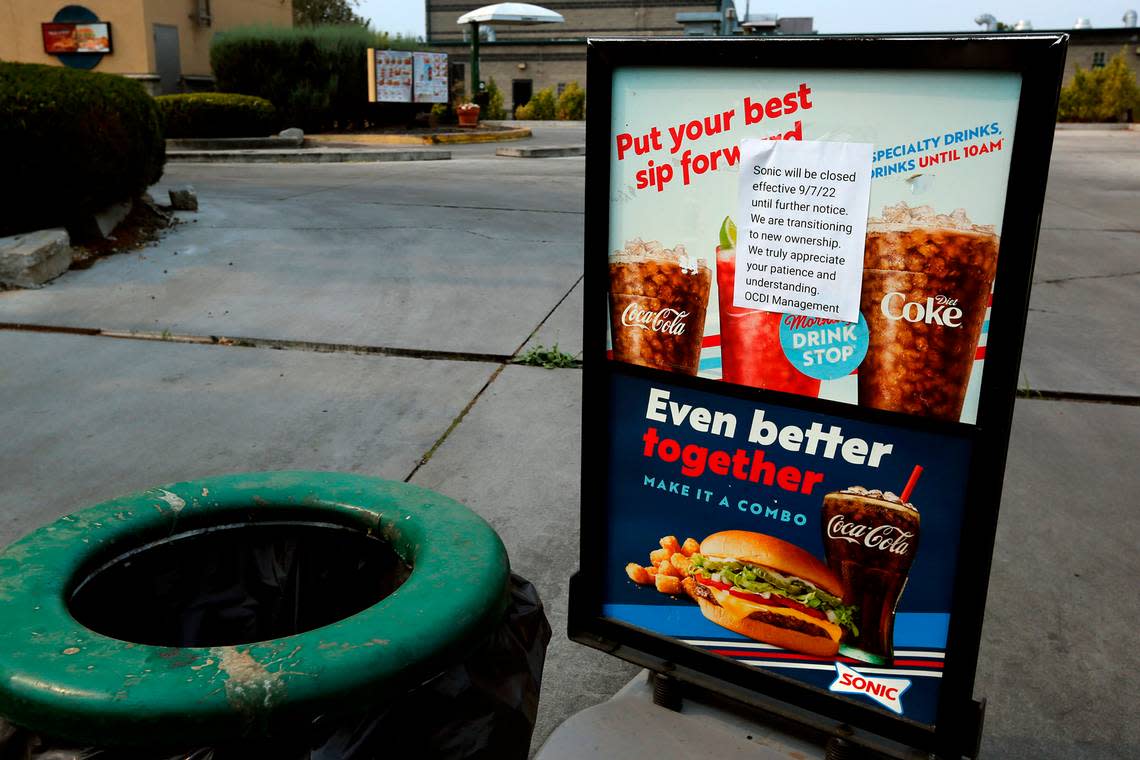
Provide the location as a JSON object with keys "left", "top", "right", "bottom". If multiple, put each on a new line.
{"left": 556, "top": 81, "right": 585, "bottom": 120}
{"left": 294, "top": 0, "right": 367, "bottom": 27}
{"left": 1100, "top": 51, "right": 1140, "bottom": 122}
{"left": 484, "top": 78, "right": 507, "bottom": 120}
{"left": 1058, "top": 48, "right": 1140, "bottom": 122}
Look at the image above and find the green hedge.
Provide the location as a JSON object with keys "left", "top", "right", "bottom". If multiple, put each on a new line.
{"left": 157, "top": 93, "right": 277, "bottom": 138}
{"left": 211, "top": 25, "right": 427, "bottom": 132}
{"left": 515, "top": 87, "right": 556, "bottom": 120}
{"left": 0, "top": 62, "right": 164, "bottom": 237}
{"left": 556, "top": 81, "right": 585, "bottom": 120}
{"left": 1057, "top": 50, "right": 1140, "bottom": 122}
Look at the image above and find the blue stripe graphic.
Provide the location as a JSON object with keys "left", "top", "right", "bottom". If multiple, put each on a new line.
{"left": 602, "top": 604, "right": 949, "bottom": 649}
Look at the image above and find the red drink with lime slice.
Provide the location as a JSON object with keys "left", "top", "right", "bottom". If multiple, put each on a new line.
{"left": 715, "top": 218, "right": 821, "bottom": 396}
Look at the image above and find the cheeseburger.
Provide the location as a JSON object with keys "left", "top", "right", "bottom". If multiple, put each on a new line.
{"left": 689, "top": 530, "right": 858, "bottom": 656}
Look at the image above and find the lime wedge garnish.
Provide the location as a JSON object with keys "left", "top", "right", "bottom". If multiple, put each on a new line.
{"left": 719, "top": 216, "right": 736, "bottom": 250}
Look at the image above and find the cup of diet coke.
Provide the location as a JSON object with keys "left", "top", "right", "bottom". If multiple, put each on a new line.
{"left": 859, "top": 203, "right": 1000, "bottom": 421}
{"left": 608, "top": 239, "right": 711, "bottom": 375}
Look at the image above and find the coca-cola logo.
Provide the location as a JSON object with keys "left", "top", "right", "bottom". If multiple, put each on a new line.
{"left": 826, "top": 515, "right": 915, "bottom": 556}
{"left": 621, "top": 303, "right": 690, "bottom": 335}
{"left": 880, "top": 292, "right": 963, "bottom": 327}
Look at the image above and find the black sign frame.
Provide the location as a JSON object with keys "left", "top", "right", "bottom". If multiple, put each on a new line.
{"left": 570, "top": 34, "right": 1067, "bottom": 759}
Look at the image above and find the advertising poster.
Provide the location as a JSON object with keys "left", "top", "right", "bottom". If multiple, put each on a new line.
{"left": 596, "top": 64, "right": 1033, "bottom": 729}
{"left": 414, "top": 52, "right": 449, "bottom": 103}
{"left": 374, "top": 50, "right": 413, "bottom": 103}
{"left": 42, "top": 22, "right": 112, "bottom": 54}
{"left": 603, "top": 374, "right": 967, "bottom": 724}
{"left": 607, "top": 68, "right": 1022, "bottom": 425}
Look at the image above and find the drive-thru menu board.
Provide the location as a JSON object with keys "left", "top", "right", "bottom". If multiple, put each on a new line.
{"left": 572, "top": 36, "right": 1066, "bottom": 758}
{"left": 414, "top": 52, "right": 449, "bottom": 103}
{"left": 369, "top": 49, "right": 413, "bottom": 103}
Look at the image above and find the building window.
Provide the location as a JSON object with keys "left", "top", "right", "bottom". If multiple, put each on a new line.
{"left": 1092, "top": 51, "right": 1106, "bottom": 68}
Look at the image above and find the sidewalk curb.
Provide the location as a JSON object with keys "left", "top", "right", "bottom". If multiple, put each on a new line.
{"left": 496, "top": 146, "right": 585, "bottom": 158}
{"left": 167, "top": 136, "right": 304, "bottom": 150}
{"left": 166, "top": 149, "right": 451, "bottom": 164}
{"left": 307, "top": 127, "right": 532, "bottom": 146}
{"left": 1055, "top": 123, "right": 1137, "bottom": 131}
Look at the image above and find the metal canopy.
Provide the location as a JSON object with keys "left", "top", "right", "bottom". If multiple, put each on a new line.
{"left": 457, "top": 3, "right": 564, "bottom": 25}
{"left": 457, "top": 3, "right": 564, "bottom": 107}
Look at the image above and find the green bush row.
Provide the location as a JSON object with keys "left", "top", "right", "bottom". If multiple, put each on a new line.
{"left": 157, "top": 93, "right": 277, "bottom": 138}
{"left": 0, "top": 62, "right": 164, "bottom": 237}
{"left": 514, "top": 82, "right": 585, "bottom": 120}
{"left": 211, "top": 24, "right": 427, "bottom": 132}
{"left": 1058, "top": 50, "right": 1140, "bottom": 122}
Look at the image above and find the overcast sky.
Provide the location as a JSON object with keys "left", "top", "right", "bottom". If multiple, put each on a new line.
{"left": 359, "top": 0, "right": 1136, "bottom": 38}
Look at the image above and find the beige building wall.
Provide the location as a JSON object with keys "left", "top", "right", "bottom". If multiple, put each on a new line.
{"left": 430, "top": 0, "right": 718, "bottom": 105}
{"left": 0, "top": 0, "right": 292, "bottom": 91}
{"left": 1064, "top": 41, "right": 1140, "bottom": 84}
{"left": 429, "top": 0, "right": 717, "bottom": 42}
{"left": 0, "top": 0, "right": 150, "bottom": 72}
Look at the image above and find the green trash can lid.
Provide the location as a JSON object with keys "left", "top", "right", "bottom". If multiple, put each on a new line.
{"left": 0, "top": 471, "right": 511, "bottom": 746}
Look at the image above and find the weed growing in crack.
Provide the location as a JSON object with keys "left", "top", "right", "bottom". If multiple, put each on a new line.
{"left": 514, "top": 344, "right": 580, "bottom": 369}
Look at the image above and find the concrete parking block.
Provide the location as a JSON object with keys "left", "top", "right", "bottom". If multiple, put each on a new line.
{"left": 0, "top": 331, "right": 498, "bottom": 549}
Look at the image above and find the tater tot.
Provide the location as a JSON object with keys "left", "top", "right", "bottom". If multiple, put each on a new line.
{"left": 645, "top": 565, "right": 658, "bottom": 578}
{"left": 649, "top": 547, "right": 671, "bottom": 566}
{"left": 659, "top": 536, "right": 682, "bottom": 555}
{"left": 681, "top": 576, "right": 699, "bottom": 602}
{"left": 681, "top": 538, "right": 700, "bottom": 557}
{"left": 655, "top": 574, "right": 682, "bottom": 595}
{"left": 657, "top": 559, "right": 681, "bottom": 578}
{"left": 625, "top": 563, "right": 652, "bottom": 585}
{"left": 669, "top": 552, "right": 691, "bottom": 575}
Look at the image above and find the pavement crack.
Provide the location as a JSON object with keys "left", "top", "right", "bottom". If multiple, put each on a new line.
{"left": 361, "top": 200, "right": 583, "bottom": 215}
{"left": 403, "top": 274, "right": 585, "bottom": 480}
{"left": 1035, "top": 269, "right": 1140, "bottom": 285}
{"left": 0, "top": 322, "right": 511, "bottom": 364}
{"left": 405, "top": 363, "right": 507, "bottom": 481}
{"left": 1017, "top": 389, "right": 1140, "bottom": 406}
{"left": 512, "top": 274, "right": 584, "bottom": 359}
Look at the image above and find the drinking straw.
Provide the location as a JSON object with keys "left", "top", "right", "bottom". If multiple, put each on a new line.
{"left": 900, "top": 465, "right": 923, "bottom": 503}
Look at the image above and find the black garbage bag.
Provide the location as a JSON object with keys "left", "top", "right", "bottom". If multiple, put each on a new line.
{"left": 0, "top": 574, "right": 551, "bottom": 760}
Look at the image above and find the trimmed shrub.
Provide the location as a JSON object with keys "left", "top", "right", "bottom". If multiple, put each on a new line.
{"left": 556, "top": 81, "right": 585, "bottom": 120}
{"left": 211, "top": 24, "right": 427, "bottom": 132}
{"left": 0, "top": 62, "right": 164, "bottom": 237}
{"left": 157, "top": 93, "right": 277, "bottom": 138}
{"left": 1058, "top": 50, "right": 1140, "bottom": 122}
{"left": 515, "top": 87, "right": 556, "bottom": 120}
{"left": 484, "top": 77, "right": 507, "bottom": 120}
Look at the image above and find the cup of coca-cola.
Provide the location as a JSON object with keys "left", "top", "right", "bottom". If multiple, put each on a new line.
{"left": 821, "top": 484, "right": 921, "bottom": 664}
{"left": 609, "top": 239, "right": 711, "bottom": 375}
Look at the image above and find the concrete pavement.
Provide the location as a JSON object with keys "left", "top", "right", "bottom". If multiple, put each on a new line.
{"left": 0, "top": 128, "right": 1137, "bottom": 758}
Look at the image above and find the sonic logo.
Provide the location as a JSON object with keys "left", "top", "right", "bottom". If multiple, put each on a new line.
{"left": 828, "top": 662, "right": 911, "bottom": 715}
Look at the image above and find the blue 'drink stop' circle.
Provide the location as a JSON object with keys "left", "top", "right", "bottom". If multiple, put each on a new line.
{"left": 779, "top": 312, "right": 869, "bottom": 381}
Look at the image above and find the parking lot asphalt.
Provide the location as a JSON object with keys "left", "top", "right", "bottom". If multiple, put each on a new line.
{"left": 1, "top": 127, "right": 1136, "bottom": 758}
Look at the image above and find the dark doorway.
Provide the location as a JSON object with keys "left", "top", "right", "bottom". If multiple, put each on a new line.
{"left": 512, "top": 79, "right": 533, "bottom": 115}
{"left": 153, "top": 24, "right": 181, "bottom": 94}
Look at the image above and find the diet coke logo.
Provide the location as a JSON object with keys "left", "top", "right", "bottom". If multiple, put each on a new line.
{"left": 827, "top": 515, "right": 915, "bottom": 556}
{"left": 621, "top": 303, "right": 690, "bottom": 335}
{"left": 881, "top": 292, "right": 963, "bottom": 327}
